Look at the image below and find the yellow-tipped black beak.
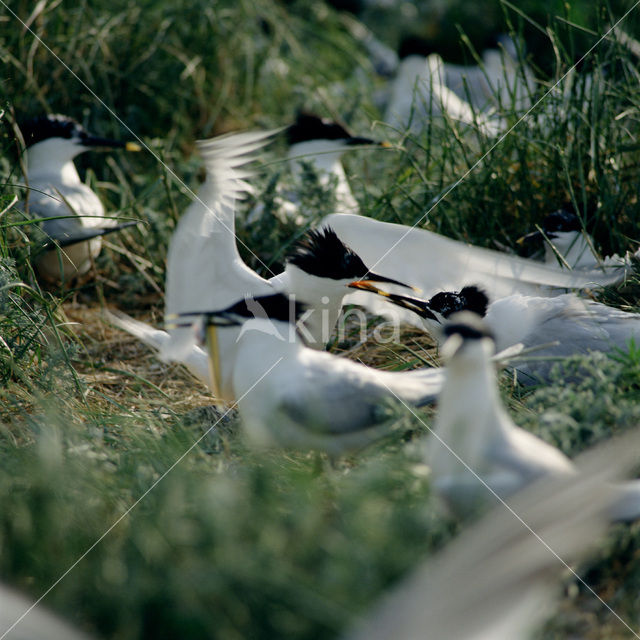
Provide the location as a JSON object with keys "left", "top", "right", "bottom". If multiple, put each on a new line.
{"left": 348, "top": 282, "right": 439, "bottom": 322}
{"left": 360, "top": 272, "right": 421, "bottom": 293}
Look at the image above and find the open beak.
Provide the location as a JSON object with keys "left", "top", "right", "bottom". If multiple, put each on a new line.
{"left": 357, "top": 272, "right": 421, "bottom": 292}
{"left": 348, "top": 282, "right": 439, "bottom": 322}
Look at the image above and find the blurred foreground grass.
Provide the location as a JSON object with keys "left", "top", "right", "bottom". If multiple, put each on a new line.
{"left": 1, "top": 0, "right": 640, "bottom": 638}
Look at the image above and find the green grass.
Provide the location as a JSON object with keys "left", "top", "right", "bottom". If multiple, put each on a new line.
{"left": 1, "top": 0, "right": 640, "bottom": 638}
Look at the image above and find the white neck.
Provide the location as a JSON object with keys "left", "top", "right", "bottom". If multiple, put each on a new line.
{"left": 280, "top": 265, "right": 347, "bottom": 348}
{"left": 25, "top": 139, "right": 83, "bottom": 184}
{"left": 544, "top": 231, "right": 598, "bottom": 269}
{"left": 430, "top": 340, "right": 507, "bottom": 475}
{"left": 288, "top": 140, "right": 358, "bottom": 213}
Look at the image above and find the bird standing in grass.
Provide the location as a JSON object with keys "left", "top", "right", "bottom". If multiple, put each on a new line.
{"left": 18, "top": 114, "right": 140, "bottom": 282}
{"left": 113, "top": 129, "right": 413, "bottom": 400}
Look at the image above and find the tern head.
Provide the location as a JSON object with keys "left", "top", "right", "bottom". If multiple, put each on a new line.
{"left": 20, "top": 114, "right": 141, "bottom": 163}
{"left": 347, "top": 282, "right": 489, "bottom": 328}
{"left": 287, "top": 112, "right": 388, "bottom": 154}
{"left": 176, "top": 293, "right": 307, "bottom": 330}
{"left": 286, "top": 226, "right": 415, "bottom": 298}
{"left": 440, "top": 312, "right": 496, "bottom": 363}
{"left": 518, "top": 210, "right": 582, "bottom": 249}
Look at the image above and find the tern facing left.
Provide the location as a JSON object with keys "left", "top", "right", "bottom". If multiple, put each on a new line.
{"left": 19, "top": 114, "right": 140, "bottom": 282}
{"left": 177, "top": 292, "right": 443, "bottom": 454}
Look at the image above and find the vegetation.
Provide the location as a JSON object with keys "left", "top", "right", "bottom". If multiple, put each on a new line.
{"left": 1, "top": 0, "right": 640, "bottom": 638}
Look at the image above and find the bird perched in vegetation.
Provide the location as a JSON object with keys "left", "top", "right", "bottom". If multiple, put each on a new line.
{"left": 519, "top": 209, "right": 638, "bottom": 270}
{"left": 18, "top": 114, "right": 140, "bottom": 282}
{"left": 344, "top": 425, "right": 640, "bottom": 640}
{"left": 247, "top": 112, "right": 389, "bottom": 224}
{"left": 174, "top": 292, "right": 443, "bottom": 454}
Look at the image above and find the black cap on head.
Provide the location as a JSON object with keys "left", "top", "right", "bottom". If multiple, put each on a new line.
{"left": 459, "top": 286, "right": 490, "bottom": 317}
{"left": 19, "top": 114, "right": 83, "bottom": 148}
{"left": 442, "top": 311, "right": 494, "bottom": 342}
{"left": 428, "top": 286, "right": 489, "bottom": 319}
{"left": 287, "top": 113, "right": 354, "bottom": 146}
{"left": 542, "top": 210, "right": 581, "bottom": 234}
{"left": 288, "top": 226, "right": 368, "bottom": 280}
{"left": 193, "top": 293, "right": 307, "bottom": 326}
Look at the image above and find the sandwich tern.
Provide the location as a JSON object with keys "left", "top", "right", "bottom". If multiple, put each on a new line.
{"left": 324, "top": 212, "right": 629, "bottom": 309}
{"left": 109, "top": 225, "right": 413, "bottom": 389}
{"left": 344, "top": 427, "right": 640, "bottom": 640}
{"left": 384, "top": 48, "right": 501, "bottom": 137}
{"left": 247, "top": 112, "right": 388, "bottom": 224}
{"left": 423, "top": 312, "right": 640, "bottom": 520}
{"left": 114, "top": 128, "right": 412, "bottom": 399}
{"left": 175, "top": 292, "right": 444, "bottom": 454}
{"left": 350, "top": 281, "right": 640, "bottom": 385}
{"left": 18, "top": 114, "right": 140, "bottom": 282}
{"left": 520, "top": 209, "right": 638, "bottom": 270}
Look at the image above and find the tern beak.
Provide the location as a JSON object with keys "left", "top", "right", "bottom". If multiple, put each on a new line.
{"left": 347, "top": 282, "right": 439, "bottom": 322}
{"left": 360, "top": 272, "right": 421, "bottom": 292}
{"left": 516, "top": 229, "right": 542, "bottom": 246}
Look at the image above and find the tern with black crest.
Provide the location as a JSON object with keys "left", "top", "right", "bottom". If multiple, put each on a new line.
{"left": 18, "top": 114, "right": 140, "bottom": 282}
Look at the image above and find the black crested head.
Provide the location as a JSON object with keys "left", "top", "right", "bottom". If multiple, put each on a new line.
{"left": 287, "top": 112, "right": 353, "bottom": 146}
{"left": 428, "top": 286, "right": 489, "bottom": 318}
{"left": 19, "top": 114, "right": 84, "bottom": 148}
{"left": 219, "top": 293, "right": 306, "bottom": 324}
{"left": 442, "top": 311, "right": 494, "bottom": 342}
{"left": 287, "top": 226, "right": 368, "bottom": 280}
{"left": 542, "top": 210, "right": 581, "bottom": 234}
{"left": 428, "top": 291, "right": 466, "bottom": 318}
{"left": 459, "top": 286, "right": 489, "bottom": 317}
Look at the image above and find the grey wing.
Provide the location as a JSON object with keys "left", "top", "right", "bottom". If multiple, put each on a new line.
{"left": 515, "top": 297, "right": 640, "bottom": 383}
{"left": 276, "top": 376, "right": 400, "bottom": 436}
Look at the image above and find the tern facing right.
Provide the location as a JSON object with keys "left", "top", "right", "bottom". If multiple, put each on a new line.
{"left": 344, "top": 427, "right": 640, "bottom": 640}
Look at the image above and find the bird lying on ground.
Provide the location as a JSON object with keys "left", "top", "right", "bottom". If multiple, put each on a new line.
{"left": 519, "top": 209, "right": 638, "bottom": 270}
{"left": 348, "top": 280, "right": 640, "bottom": 385}
{"left": 18, "top": 114, "right": 140, "bottom": 282}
